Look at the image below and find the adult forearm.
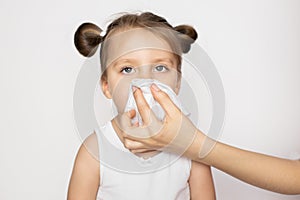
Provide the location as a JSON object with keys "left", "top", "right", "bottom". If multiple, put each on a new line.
{"left": 187, "top": 131, "right": 300, "bottom": 195}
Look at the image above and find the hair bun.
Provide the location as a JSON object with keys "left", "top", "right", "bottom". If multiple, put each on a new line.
{"left": 174, "top": 25, "right": 198, "bottom": 53}
{"left": 74, "top": 22, "right": 103, "bottom": 57}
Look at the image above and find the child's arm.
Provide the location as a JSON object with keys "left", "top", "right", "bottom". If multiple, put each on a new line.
{"left": 189, "top": 161, "right": 216, "bottom": 200}
{"left": 67, "top": 133, "right": 100, "bottom": 200}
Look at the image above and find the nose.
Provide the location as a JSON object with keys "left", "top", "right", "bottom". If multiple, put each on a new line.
{"left": 137, "top": 65, "right": 153, "bottom": 79}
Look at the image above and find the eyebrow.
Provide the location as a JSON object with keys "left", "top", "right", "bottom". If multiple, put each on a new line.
{"left": 110, "top": 59, "right": 134, "bottom": 69}
{"left": 111, "top": 57, "right": 176, "bottom": 68}
{"left": 152, "top": 58, "right": 175, "bottom": 65}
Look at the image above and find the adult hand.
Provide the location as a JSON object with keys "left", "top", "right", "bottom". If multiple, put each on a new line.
{"left": 115, "top": 84, "right": 205, "bottom": 157}
{"left": 115, "top": 84, "right": 300, "bottom": 195}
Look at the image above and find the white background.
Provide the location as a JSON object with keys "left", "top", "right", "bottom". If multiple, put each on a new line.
{"left": 1, "top": 0, "right": 300, "bottom": 199}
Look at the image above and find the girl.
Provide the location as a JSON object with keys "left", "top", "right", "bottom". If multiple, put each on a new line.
{"left": 68, "top": 11, "right": 215, "bottom": 200}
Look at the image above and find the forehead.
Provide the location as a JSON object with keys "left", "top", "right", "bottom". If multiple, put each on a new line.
{"left": 110, "top": 48, "right": 177, "bottom": 67}
{"left": 103, "top": 28, "right": 178, "bottom": 68}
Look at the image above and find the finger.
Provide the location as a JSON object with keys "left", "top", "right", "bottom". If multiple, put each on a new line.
{"left": 133, "top": 86, "right": 152, "bottom": 125}
{"left": 150, "top": 83, "right": 180, "bottom": 117}
{"left": 130, "top": 148, "right": 153, "bottom": 153}
{"left": 123, "top": 138, "right": 145, "bottom": 150}
{"left": 131, "top": 149, "right": 158, "bottom": 154}
{"left": 126, "top": 109, "right": 136, "bottom": 123}
{"left": 133, "top": 121, "right": 139, "bottom": 127}
{"left": 116, "top": 109, "right": 136, "bottom": 129}
{"left": 122, "top": 131, "right": 140, "bottom": 140}
{"left": 124, "top": 109, "right": 136, "bottom": 127}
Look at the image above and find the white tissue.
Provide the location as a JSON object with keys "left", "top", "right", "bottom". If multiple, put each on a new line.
{"left": 124, "top": 79, "right": 190, "bottom": 125}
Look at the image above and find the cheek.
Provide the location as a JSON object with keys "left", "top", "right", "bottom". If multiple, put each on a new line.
{"left": 110, "top": 77, "right": 132, "bottom": 113}
{"left": 153, "top": 70, "right": 180, "bottom": 92}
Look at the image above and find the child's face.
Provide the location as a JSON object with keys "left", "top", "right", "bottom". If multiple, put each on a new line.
{"left": 101, "top": 29, "right": 181, "bottom": 113}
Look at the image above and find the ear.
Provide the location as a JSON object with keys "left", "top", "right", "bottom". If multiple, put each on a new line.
{"left": 101, "top": 77, "right": 112, "bottom": 99}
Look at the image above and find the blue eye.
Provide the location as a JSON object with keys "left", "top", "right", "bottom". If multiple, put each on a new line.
{"left": 121, "top": 66, "right": 135, "bottom": 74}
{"left": 154, "top": 65, "right": 168, "bottom": 72}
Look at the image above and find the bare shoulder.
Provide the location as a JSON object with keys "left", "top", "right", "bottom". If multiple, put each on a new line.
{"left": 67, "top": 132, "right": 100, "bottom": 200}
{"left": 72, "top": 131, "right": 100, "bottom": 176}
{"left": 82, "top": 131, "right": 99, "bottom": 160}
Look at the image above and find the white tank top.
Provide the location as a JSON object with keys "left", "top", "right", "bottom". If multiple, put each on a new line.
{"left": 95, "top": 121, "right": 192, "bottom": 200}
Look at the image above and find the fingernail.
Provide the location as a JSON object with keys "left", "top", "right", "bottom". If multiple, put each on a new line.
{"left": 151, "top": 84, "right": 160, "bottom": 92}
{"left": 132, "top": 86, "right": 138, "bottom": 93}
